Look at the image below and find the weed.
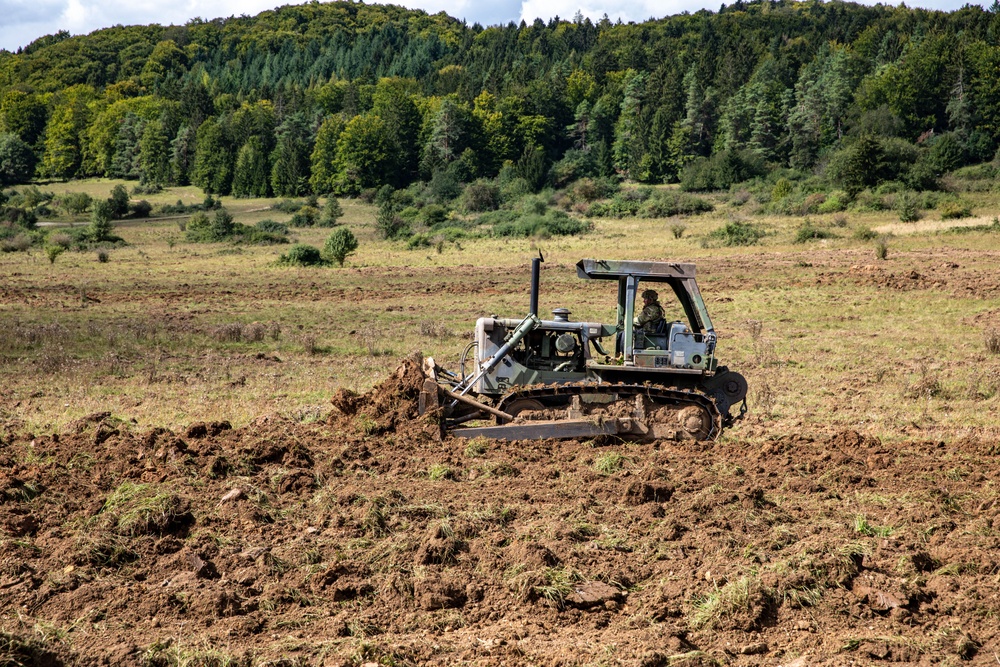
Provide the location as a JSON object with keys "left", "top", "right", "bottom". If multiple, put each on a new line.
{"left": 463, "top": 437, "right": 488, "bottom": 458}
{"left": 92, "top": 482, "right": 187, "bottom": 536}
{"left": 874, "top": 235, "right": 890, "bottom": 260}
{"left": 418, "top": 320, "right": 451, "bottom": 338}
{"left": 688, "top": 575, "right": 773, "bottom": 631}
{"left": 533, "top": 567, "right": 584, "bottom": 609}
{"left": 594, "top": 452, "right": 625, "bottom": 475}
{"left": 96, "top": 249, "right": 109, "bottom": 263}
{"left": 985, "top": 329, "right": 1000, "bottom": 355}
{"left": 853, "top": 514, "right": 893, "bottom": 537}
{"left": 354, "top": 414, "right": 378, "bottom": 436}
{"left": 142, "top": 637, "right": 242, "bottom": 666}
{"left": 427, "top": 463, "right": 454, "bottom": 481}
{"left": 793, "top": 219, "right": 834, "bottom": 243}
{"left": 853, "top": 225, "right": 878, "bottom": 240}
{"left": 363, "top": 500, "right": 389, "bottom": 537}
{"left": 705, "top": 220, "right": 764, "bottom": 247}
{"left": 353, "top": 325, "right": 390, "bottom": 356}
{"left": 669, "top": 223, "right": 687, "bottom": 239}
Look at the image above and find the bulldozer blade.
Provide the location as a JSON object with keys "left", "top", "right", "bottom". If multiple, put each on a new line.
{"left": 449, "top": 418, "right": 622, "bottom": 441}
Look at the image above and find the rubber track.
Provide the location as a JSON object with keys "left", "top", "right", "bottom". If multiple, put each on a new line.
{"left": 496, "top": 383, "right": 724, "bottom": 440}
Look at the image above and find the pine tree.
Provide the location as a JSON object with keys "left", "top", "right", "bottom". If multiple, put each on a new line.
{"left": 270, "top": 113, "right": 311, "bottom": 197}
{"left": 171, "top": 124, "right": 196, "bottom": 186}
{"left": 191, "top": 118, "right": 233, "bottom": 195}
{"left": 138, "top": 118, "right": 172, "bottom": 185}
{"left": 232, "top": 137, "right": 270, "bottom": 197}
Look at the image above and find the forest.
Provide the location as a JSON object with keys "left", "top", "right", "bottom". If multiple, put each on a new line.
{"left": 1, "top": 0, "right": 1000, "bottom": 231}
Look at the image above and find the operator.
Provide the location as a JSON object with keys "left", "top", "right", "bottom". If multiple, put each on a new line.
{"left": 634, "top": 289, "right": 666, "bottom": 334}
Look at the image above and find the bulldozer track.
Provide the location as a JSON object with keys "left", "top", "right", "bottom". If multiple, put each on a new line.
{"left": 496, "top": 382, "right": 724, "bottom": 440}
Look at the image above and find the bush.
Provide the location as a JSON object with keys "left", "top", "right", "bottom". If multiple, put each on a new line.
{"left": 271, "top": 199, "right": 304, "bottom": 213}
{"left": 461, "top": 180, "right": 500, "bottom": 212}
{"left": 939, "top": 200, "right": 973, "bottom": 220}
{"left": 131, "top": 183, "right": 162, "bottom": 195}
{"left": 278, "top": 244, "right": 327, "bottom": 266}
{"left": 375, "top": 202, "right": 411, "bottom": 240}
{"left": 491, "top": 210, "right": 591, "bottom": 238}
{"left": 255, "top": 219, "right": 288, "bottom": 234}
{"left": 289, "top": 206, "right": 320, "bottom": 227}
{"left": 60, "top": 192, "right": 92, "bottom": 215}
{"left": 793, "top": 220, "right": 834, "bottom": 243}
{"left": 97, "top": 249, "right": 110, "bottom": 263}
{"left": 48, "top": 232, "right": 72, "bottom": 249}
{"left": 0, "top": 232, "right": 32, "bottom": 252}
{"left": 420, "top": 204, "right": 448, "bottom": 226}
{"left": 895, "top": 191, "right": 921, "bottom": 222}
{"left": 680, "top": 149, "right": 766, "bottom": 192}
{"left": 44, "top": 244, "right": 64, "bottom": 263}
{"left": 128, "top": 200, "right": 152, "bottom": 218}
{"left": 816, "top": 191, "right": 847, "bottom": 214}
{"left": 324, "top": 227, "right": 358, "bottom": 267}
{"left": 853, "top": 226, "right": 879, "bottom": 241}
{"left": 706, "top": 220, "right": 764, "bottom": 247}
{"left": 319, "top": 198, "right": 343, "bottom": 226}
{"left": 874, "top": 235, "right": 890, "bottom": 260}
{"left": 108, "top": 184, "right": 130, "bottom": 219}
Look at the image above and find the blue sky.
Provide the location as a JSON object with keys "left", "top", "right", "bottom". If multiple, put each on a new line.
{"left": 0, "top": 0, "right": 988, "bottom": 53}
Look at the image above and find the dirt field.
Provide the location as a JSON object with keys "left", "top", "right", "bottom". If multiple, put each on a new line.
{"left": 3, "top": 186, "right": 1000, "bottom": 664}
{"left": 2, "top": 352, "right": 999, "bottom": 665}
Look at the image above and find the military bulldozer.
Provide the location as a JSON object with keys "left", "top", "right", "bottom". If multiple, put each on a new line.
{"left": 418, "top": 258, "right": 748, "bottom": 441}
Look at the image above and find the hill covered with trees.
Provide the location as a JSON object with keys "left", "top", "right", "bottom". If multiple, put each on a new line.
{"left": 1, "top": 0, "right": 1000, "bottom": 201}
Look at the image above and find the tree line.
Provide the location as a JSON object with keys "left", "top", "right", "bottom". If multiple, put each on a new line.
{"left": 2, "top": 0, "right": 1000, "bottom": 196}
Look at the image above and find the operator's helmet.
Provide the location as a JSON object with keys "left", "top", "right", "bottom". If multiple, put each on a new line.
{"left": 641, "top": 289, "right": 659, "bottom": 301}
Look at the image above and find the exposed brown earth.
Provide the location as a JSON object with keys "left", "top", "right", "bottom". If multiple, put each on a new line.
{"left": 2, "top": 358, "right": 998, "bottom": 666}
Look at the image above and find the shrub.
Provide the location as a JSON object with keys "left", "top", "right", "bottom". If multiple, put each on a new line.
{"left": 131, "top": 183, "right": 162, "bottom": 195}
{"left": 0, "top": 232, "right": 32, "bottom": 252}
{"left": 817, "top": 192, "right": 847, "bottom": 214}
{"left": 895, "top": 191, "right": 920, "bottom": 222}
{"left": 271, "top": 199, "right": 304, "bottom": 213}
{"left": 108, "top": 184, "right": 130, "bottom": 219}
{"left": 48, "top": 232, "right": 72, "bottom": 249}
{"left": 289, "top": 205, "right": 320, "bottom": 227}
{"left": 874, "top": 235, "right": 890, "bottom": 260}
{"left": 319, "top": 197, "right": 343, "bottom": 226}
{"left": 670, "top": 223, "right": 687, "bottom": 239}
{"left": 461, "top": 179, "right": 501, "bottom": 212}
{"left": 324, "top": 227, "right": 358, "bottom": 267}
{"left": 44, "top": 244, "right": 64, "bottom": 263}
{"left": 97, "top": 249, "right": 109, "bottom": 263}
{"left": 128, "top": 200, "right": 152, "bottom": 218}
{"left": 853, "top": 226, "right": 878, "bottom": 241}
{"left": 491, "top": 210, "right": 591, "bottom": 238}
{"left": 278, "top": 244, "right": 327, "bottom": 266}
{"left": 793, "top": 220, "right": 834, "bottom": 243}
{"left": 61, "top": 191, "right": 92, "bottom": 215}
{"left": 88, "top": 200, "right": 116, "bottom": 243}
{"left": 707, "top": 220, "right": 764, "bottom": 246}
{"left": 680, "top": 149, "right": 766, "bottom": 192}
{"left": 420, "top": 204, "right": 448, "bottom": 226}
{"left": 255, "top": 219, "right": 288, "bottom": 234}
{"left": 939, "top": 200, "right": 972, "bottom": 220}
{"left": 375, "top": 202, "right": 411, "bottom": 240}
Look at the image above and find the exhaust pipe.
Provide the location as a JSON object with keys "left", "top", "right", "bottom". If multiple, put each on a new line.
{"left": 529, "top": 256, "right": 542, "bottom": 316}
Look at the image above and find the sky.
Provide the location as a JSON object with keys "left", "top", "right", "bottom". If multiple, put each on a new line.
{"left": 0, "top": 0, "right": 988, "bottom": 53}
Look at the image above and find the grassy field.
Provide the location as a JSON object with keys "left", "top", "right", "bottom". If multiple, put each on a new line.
{"left": 3, "top": 179, "right": 1000, "bottom": 443}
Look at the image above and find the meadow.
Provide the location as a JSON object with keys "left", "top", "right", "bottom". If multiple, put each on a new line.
{"left": 3, "top": 178, "right": 999, "bottom": 444}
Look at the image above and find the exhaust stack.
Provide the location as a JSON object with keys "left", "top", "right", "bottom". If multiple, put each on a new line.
{"left": 529, "top": 256, "right": 542, "bottom": 316}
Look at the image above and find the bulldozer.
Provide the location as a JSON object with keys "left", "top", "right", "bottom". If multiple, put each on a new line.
{"left": 418, "top": 257, "right": 747, "bottom": 441}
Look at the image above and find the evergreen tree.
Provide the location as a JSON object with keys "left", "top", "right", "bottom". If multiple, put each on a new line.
{"left": 612, "top": 71, "right": 648, "bottom": 180}
{"left": 324, "top": 226, "right": 358, "bottom": 266}
{"left": 109, "top": 113, "right": 144, "bottom": 180}
{"left": 191, "top": 118, "right": 233, "bottom": 194}
{"left": 171, "top": 124, "right": 196, "bottom": 186}
{"left": 88, "top": 199, "right": 115, "bottom": 242}
{"left": 309, "top": 115, "right": 346, "bottom": 194}
{"left": 232, "top": 137, "right": 270, "bottom": 197}
{"left": 138, "top": 118, "right": 172, "bottom": 185}
{"left": 270, "top": 113, "right": 312, "bottom": 197}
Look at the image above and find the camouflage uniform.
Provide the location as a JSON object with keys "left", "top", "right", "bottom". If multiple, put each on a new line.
{"left": 634, "top": 290, "right": 666, "bottom": 334}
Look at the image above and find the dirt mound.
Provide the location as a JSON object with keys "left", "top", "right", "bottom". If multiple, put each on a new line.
{"left": 2, "top": 375, "right": 999, "bottom": 665}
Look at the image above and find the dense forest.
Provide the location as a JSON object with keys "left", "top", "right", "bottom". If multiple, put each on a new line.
{"left": 1, "top": 0, "right": 1000, "bottom": 203}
